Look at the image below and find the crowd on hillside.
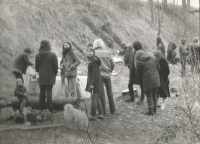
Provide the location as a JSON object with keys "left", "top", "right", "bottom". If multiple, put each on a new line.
{"left": 12, "top": 36, "right": 200, "bottom": 120}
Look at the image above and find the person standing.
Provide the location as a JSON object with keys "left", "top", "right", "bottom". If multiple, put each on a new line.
{"left": 157, "top": 37, "right": 165, "bottom": 57}
{"left": 35, "top": 40, "right": 58, "bottom": 112}
{"left": 60, "top": 42, "right": 81, "bottom": 99}
{"left": 124, "top": 44, "right": 134, "bottom": 69}
{"left": 12, "top": 48, "right": 34, "bottom": 82}
{"left": 93, "top": 39, "right": 115, "bottom": 115}
{"left": 179, "top": 39, "right": 187, "bottom": 77}
{"left": 128, "top": 41, "right": 145, "bottom": 103}
{"left": 135, "top": 50, "right": 160, "bottom": 116}
{"left": 154, "top": 50, "right": 170, "bottom": 110}
{"left": 85, "top": 48, "right": 104, "bottom": 120}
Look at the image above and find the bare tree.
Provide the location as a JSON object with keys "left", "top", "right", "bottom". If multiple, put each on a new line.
{"left": 164, "top": 0, "right": 167, "bottom": 10}
{"left": 187, "top": 0, "right": 190, "bottom": 12}
{"left": 182, "top": 0, "right": 187, "bottom": 11}
{"left": 149, "top": 0, "right": 154, "bottom": 23}
{"left": 157, "top": 0, "right": 161, "bottom": 37}
{"left": 161, "top": 0, "right": 164, "bottom": 22}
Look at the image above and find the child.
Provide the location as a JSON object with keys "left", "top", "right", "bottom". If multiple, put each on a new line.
{"left": 85, "top": 48, "right": 104, "bottom": 121}
{"left": 14, "top": 78, "right": 28, "bottom": 112}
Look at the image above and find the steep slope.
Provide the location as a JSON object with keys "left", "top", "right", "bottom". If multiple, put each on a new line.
{"left": 0, "top": 0, "right": 199, "bottom": 96}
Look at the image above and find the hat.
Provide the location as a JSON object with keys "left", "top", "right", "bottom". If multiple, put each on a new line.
{"left": 193, "top": 37, "right": 199, "bottom": 43}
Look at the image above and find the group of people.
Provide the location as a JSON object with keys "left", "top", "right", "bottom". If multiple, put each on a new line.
{"left": 12, "top": 36, "right": 199, "bottom": 119}
{"left": 121, "top": 36, "right": 199, "bottom": 115}
{"left": 12, "top": 39, "right": 116, "bottom": 121}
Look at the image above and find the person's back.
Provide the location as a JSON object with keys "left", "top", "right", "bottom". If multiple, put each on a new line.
{"left": 36, "top": 51, "right": 58, "bottom": 85}
{"left": 13, "top": 48, "right": 33, "bottom": 74}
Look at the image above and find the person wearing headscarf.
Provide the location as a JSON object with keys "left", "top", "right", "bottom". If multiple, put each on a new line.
{"left": 93, "top": 39, "right": 115, "bottom": 115}
{"left": 157, "top": 37, "right": 165, "bottom": 57}
{"left": 85, "top": 48, "right": 104, "bottom": 120}
{"left": 127, "top": 41, "right": 145, "bottom": 103}
{"left": 35, "top": 40, "right": 58, "bottom": 112}
{"left": 12, "top": 48, "right": 34, "bottom": 82}
{"left": 179, "top": 39, "right": 188, "bottom": 77}
{"left": 60, "top": 42, "right": 81, "bottom": 100}
{"left": 154, "top": 50, "right": 170, "bottom": 110}
{"left": 135, "top": 50, "right": 160, "bottom": 116}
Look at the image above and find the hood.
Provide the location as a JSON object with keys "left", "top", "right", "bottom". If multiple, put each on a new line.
{"left": 135, "top": 50, "right": 150, "bottom": 61}
{"left": 93, "top": 56, "right": 101, "bottom": 66}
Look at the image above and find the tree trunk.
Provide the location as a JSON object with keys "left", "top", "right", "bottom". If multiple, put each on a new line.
{"left": 149, "top": 0, "right": 154, "bottom": 23}
{"left": 81, "top": 16, "right": 114, "bottom": 48}
{"left": 0, "top": 96, "right": 77, "bottom": 110}
{"left": 161, "top": 0, "right": 164, "bottom": 22}
{"left": 187, "top": 0, "right": 190, "bottom": 12}
{"left": 164, "top": 0, "right": 167, "bottom": 10}
{"left": 157, "top": 0, "right": 161, "bottom": 37}
{"left": 101, "top": 23, "right": 122, "bottom": 46}
{"left": 182, "top": 0, "right": 187, "bottom": 11}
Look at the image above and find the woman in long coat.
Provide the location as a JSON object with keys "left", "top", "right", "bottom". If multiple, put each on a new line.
{"left": 135, "top": 50, "right": 160, "bottom": 116}
{"left": 154, "top": 50, "right": 170, "bottom": 110}
{"left": 85, "top": 48, "right": 104, "bottom": 121}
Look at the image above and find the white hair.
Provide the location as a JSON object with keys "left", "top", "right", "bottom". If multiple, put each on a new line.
{"left": 93, "top": 39, "right": 106, "bottom": 49}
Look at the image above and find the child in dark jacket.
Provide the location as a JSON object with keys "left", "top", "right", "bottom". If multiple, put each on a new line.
{"left": 14, "top": 78, "right": 28, "bottom": 112}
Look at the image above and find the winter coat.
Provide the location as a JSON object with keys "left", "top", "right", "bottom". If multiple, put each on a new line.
{"left": 157, "top": 42, "right": 165, "bottom": 57}
{"left": 124, "top": 45, "right": 134, "bottom": 67}
{"left": 14, "top": 85, "right": 27, "bottom": 97}
{"left": 60, "top": 50, "right": 81, "bottom": 77}
{"left": 157, "top": 58, "right": 170, "bottom": 98}
{"left": 35, "top": 50, "right": 58, "bottom": 85}
{"left": 12, "top": 52, "right": 33, "bottom": 74}
{"left": 85, "top": 56, "right": 103, "bottom": 93}
{"left": 135, "top": 52, "right": 160, "bottom": 92}
{"left": 94, "top": 47, "right": 115, "bottom": 79}
{"left": 179, "top": 44, "right": 187, "bottom": 63}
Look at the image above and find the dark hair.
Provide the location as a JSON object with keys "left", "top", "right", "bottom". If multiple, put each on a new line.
{"left": 156, "top": 37, "right": 162, "bottom": 46}
{"left": 62, "top": 42, "right": 74, "bottom": 58}
{"left": 132, "top": 41, "right": 142, "bottom": 51}
{"left": 23, "top": 48, "right": 32, "bottom": 54}
{"left": 39, "top": 40, "right": 51, "bottom": 52}
{"left": 63, "top": 42, "right": 72, "bottom": 49}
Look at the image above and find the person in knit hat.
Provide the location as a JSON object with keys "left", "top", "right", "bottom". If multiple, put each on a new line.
{"left": 12, "top": 48, "right": 34, "bottom": 82}
{"left": 14, "top": 78, "right": 28, "bottom": 112}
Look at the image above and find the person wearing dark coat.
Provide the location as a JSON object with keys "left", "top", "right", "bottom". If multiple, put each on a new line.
{"left": 12, "top": 48, "right": 34, "bottom": 82}
{"left": 35, "top": 40, "right": 58, "bottom": 112}
{"left": 157, "top": 37, "right": 165, "bottom": 57}
{"left": 85, "top": 48, "right": 104, "bottom": 121}
{"left": 135, "top": 50, "right": 160, "bottom": 116}
{"left": 154, "top": 50, "right": 170, "bottom": 110}
{"left": 127, "top": 41, "right": 144, "bottom": 103}
{"left": 167, "top": 41, "right": 177, "bottom": 64}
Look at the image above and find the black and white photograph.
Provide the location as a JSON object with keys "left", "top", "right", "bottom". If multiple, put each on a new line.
{"left": 0, "top": 0, "right": 199, "bottom": 143}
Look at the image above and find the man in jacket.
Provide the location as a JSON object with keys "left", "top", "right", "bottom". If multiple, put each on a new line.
{"left": 188, "top": 37, "right": 200, "bottom": 72}
{"left": 93, "top": 39, "right": 115, "bottom": 115}
{"left": 157, "top": 37, "right": 165, "bottom": 57}
{"left": 60, "top": 42, "right": 81, "bottom": 99}
{"left": 12, "top": 48, "right": 34, "bottom": 82}
{"left": 128, "top": 41, "right": 144, "bottom": 104}
{"left": 179, "top": 39, "right": 188, "bottom": 77}
{"left": 35, "top": 40, "right": 58, "bottom": 112}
